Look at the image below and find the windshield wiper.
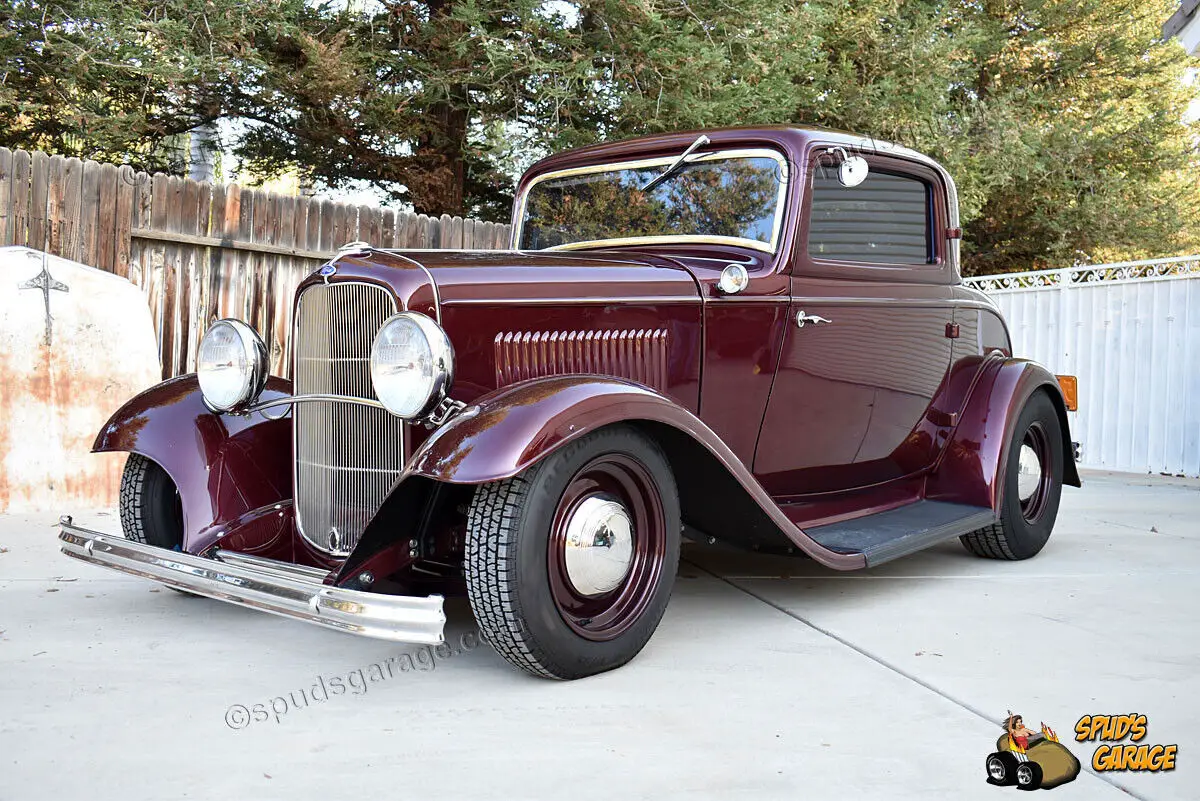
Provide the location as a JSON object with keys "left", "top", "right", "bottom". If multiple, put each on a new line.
{"left": 639, "top": 134, "right": 711, "bottom": 193}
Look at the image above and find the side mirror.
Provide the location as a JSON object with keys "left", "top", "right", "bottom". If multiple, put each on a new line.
{"left": 835, "top": 149, "right": 869, "bottom": 188}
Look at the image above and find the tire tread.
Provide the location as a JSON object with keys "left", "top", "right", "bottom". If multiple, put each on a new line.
{"left": 959, "top": 521, "right": 1019, "bottom": 560}
{"left": 119, "top": 453, "right": 153, "bottom": 545}
{"left": 464, "top": 474, "right": 561, "bottom": 678}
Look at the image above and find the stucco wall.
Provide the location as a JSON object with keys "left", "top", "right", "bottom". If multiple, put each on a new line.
{"left": 0, "top": 247, "right": 160, "bottom": 512}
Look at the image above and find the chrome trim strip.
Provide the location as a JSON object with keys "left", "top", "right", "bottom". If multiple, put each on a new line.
{"left": 383, "top": 251, "right": 443, "bottom": 324}
{"left": 512, "top": 147, "right": 790, "bottom": 254}
{"left": 375, "top": 248, "right": 521, "bottom": 254}
{"left": 442, "top": 295, "right": 703, "bottom": 306}
{"left": 790, "top": 296, "right": 983, "bottom": 309}
{"left": 704, "top": 295, "right": 789, "bottom": 304}
{"left": 59, "top": 519, "right": 446, "bottom": 644}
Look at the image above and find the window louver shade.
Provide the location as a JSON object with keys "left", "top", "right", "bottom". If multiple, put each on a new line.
{"left": 808, "top": 170, "right": 931, "bottom": 265}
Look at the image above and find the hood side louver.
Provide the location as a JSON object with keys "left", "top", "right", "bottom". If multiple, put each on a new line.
{"left": 494, "top": 329, "right": 669, "bottom": 392}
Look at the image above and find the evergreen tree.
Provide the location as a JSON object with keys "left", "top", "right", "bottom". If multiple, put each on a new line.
{"left": 1, "top": 0, "right": 1196, "bottom": 270}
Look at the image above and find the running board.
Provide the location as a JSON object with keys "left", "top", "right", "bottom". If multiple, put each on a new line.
{"left": 804, "top": 501, "right": 996, "bottom": 567}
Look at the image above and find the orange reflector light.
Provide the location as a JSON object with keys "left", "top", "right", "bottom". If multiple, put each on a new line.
{"left": 1056, "top": 375, "right": 1078, "bottom": 411}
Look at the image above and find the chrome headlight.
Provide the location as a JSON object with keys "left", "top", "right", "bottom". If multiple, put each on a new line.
{"left": 196, "top": 319, "right": 268, "bottom": 411}
{"left": 370, "top": 312, "right": 454, "bottom": 419}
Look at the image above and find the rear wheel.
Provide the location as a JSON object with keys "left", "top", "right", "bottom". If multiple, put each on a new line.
{"left": 464, "top": 425, "right": 680, "bottom": 679}
{"left": 119, "top": 453, "right": 184, "bottom": 550}
{"left": 986, "top": 752, "right": 1019, "bottom": 786}
{"left": 961, "top": 391, "right": 1064, "bottom": 560}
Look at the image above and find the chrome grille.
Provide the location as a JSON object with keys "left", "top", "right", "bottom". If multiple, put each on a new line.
{"left": 293, "top": 282, "right": 405, "bottom": 556}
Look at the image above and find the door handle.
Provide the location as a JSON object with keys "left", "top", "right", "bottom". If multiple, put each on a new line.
{"left": 796, "top": 310, "right": 833, "bottom": 328}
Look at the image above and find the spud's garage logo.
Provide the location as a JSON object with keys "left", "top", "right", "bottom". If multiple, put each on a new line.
{"left": 1075, "top": 714, "right": 1177, "bottom": 773}
{"left": 985, "top": 712, "right": 1081, "bottom": 790}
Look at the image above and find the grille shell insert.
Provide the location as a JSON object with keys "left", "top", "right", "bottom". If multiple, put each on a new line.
{"left": 293, "top": 281, "right": 406, "bottom": 556}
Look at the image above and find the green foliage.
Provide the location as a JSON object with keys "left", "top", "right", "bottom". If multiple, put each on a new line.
{"left": 1, "top": 0, "right": 1197, "bottom": 270}
{"left": 0, "top": 0, "right": 295, "bottom": 174}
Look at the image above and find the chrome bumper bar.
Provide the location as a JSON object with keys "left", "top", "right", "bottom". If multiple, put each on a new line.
{"left": 58, "top": 517, "right": 446, "bottom": 644}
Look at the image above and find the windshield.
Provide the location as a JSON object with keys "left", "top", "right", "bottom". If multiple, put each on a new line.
{"left": 517, "top": 150, "right": 788, "bottom": 252}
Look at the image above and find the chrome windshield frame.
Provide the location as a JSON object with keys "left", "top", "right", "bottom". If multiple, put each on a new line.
{"left": 511, "top": 147, "right": 790, "bottom": 254}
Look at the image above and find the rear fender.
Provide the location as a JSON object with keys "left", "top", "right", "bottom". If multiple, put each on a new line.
{"left": 926, "top": 357, "right": 1080, "bottom": 511}
{"left": 402, "top": 375, "right": 866, "bottom": 570}
{"left": 92, "top": 374, "right": 295, "bottom": 554}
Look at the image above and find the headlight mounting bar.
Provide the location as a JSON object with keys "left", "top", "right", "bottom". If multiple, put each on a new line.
{"left": 237, "top": 393, "right": 386, "bottom": 420}
{"left": 237, "top": 392, "right": 465, "bottom": 429}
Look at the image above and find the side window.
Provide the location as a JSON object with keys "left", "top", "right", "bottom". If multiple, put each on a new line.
{"left": 808, "top": 168, "right": 933, "bottom": 265}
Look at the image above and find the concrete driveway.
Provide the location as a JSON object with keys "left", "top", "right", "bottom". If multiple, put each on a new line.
{"left": 1, "top": 471, "right": 1195, "bottom": 800}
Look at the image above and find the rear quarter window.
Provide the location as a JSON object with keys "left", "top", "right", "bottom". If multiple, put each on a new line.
{"left": 808, "top": 170, "right": 932, "bottom": 265}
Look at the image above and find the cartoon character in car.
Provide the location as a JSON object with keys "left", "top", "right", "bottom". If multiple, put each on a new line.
{"left": 986, "top": 713, "right": 1081, "bottom": 790}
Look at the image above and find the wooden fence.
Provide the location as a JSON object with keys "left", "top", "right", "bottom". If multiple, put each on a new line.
{"left": 0, "top": 147, "right": 512, "bottom": 378}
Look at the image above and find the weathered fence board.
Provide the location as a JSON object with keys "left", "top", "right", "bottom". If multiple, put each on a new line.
{"left": 29, "top": 151, "right": 48, "bottom": 249}
{"left": 1, "top": 147, "right": 513, "bottom": 379}
{"left": 0, "top": 148, "right": 13, "bottom": 245}
{"left": 10, "top": 150, "right": 31, "bottom": 249}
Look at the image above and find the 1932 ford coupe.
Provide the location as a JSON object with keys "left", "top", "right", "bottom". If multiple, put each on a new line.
{"left": 60, "top": 126, "right": 1080, "bottom": 679}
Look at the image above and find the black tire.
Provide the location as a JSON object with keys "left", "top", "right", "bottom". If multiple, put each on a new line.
{"left": 464, "top": 425, "right": 681, "bottom": 680}
{"left": 119, "top": 454, "right": 184, "bottom": 550}
{"left": 1015, "top": 761, "right": 1043, "bottom": 790}
{"left": 986, "top": 752, "right": 1019, "bottom": 786}
{"left": 961, "top": 390, "right": 1064, "bottom": 560}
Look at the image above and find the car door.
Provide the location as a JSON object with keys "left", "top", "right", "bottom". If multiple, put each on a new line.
{"left": 754, "top": 146, "right": 956, "bottom": 498}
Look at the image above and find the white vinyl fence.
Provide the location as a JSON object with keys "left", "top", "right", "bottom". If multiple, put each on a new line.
{"left": 964, "top": 256, "right": 1200, "bottom": 478}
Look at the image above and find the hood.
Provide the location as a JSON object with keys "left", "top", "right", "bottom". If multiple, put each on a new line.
{"left": 300, "top": 248, "right": 702, "bottom": 319}
{"left": 302, "top": 248, "right": 704, "bottom": 411}
{"left": 401, "top": 249, "right": 701, "bottom": 307}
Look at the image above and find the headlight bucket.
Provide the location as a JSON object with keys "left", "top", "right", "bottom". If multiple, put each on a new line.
{"left": 369, "top": 312, "right": 454, "bottom": 419}
{"left": 196, "top": 319, "right": 269, "bottom": 412}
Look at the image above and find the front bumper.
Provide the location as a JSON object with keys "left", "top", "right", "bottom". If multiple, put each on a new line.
{"left": 58, "top": 517, "right": 446, "bottom": 644}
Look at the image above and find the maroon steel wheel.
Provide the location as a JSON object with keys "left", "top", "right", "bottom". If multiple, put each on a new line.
{"left": 546, "top": 453, "right": 668, "bottom": 642}
{"left": 1016, "top": 422, "right": 1053, "bottom": 524}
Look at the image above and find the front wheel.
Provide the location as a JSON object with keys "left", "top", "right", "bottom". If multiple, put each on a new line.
{"left": 961, "top": 390, "right": 1065, "bottom": 560}
{"left": 119, "top": 454, "right": 184, "bottom": 549}
{"left": 464, "top": 425, "right": 681, "bottom": 679}
{"left": 119, "top": 454, "right": 197, "bottom": 596}
{"left": 1015, "top": 761, "right": 1043, "bottom": 790}
{"left": 986, "top": 752, "right": 1019, "bottom": 786}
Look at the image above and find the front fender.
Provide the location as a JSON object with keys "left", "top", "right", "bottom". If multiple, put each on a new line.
{"left": 408, "top": 376, "right": 697, "bottom": 484}
{"left": 405, "top": 376, "right": 865, "bottom": 570}
{"left": 93, "top": 374, "right": 295, "bottom": 554}
{"left": 926, "top": 357, "right": 1080, "bottom": 512}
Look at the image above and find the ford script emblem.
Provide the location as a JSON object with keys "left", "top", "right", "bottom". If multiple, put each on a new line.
{"left": 319, "top": 263, "right": 337, "bottom": 277}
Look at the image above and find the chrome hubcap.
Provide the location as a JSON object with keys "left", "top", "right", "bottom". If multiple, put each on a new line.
{"left": 988, "top": 759, "right": 1005, "bottom": 780}
{"left": 562, "top": 496, "right": 634, "bottom": 597}
{"left": 1017, "top": 764, "right": 1032, "bottom": 784}
{"left": 1017, "top": 443, "right": 1043, "bottom": 502}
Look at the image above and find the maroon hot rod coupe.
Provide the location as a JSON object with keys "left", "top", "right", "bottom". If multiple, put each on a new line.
{"left": 60, "top": 126, "right": 1080, "bottom": 679}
